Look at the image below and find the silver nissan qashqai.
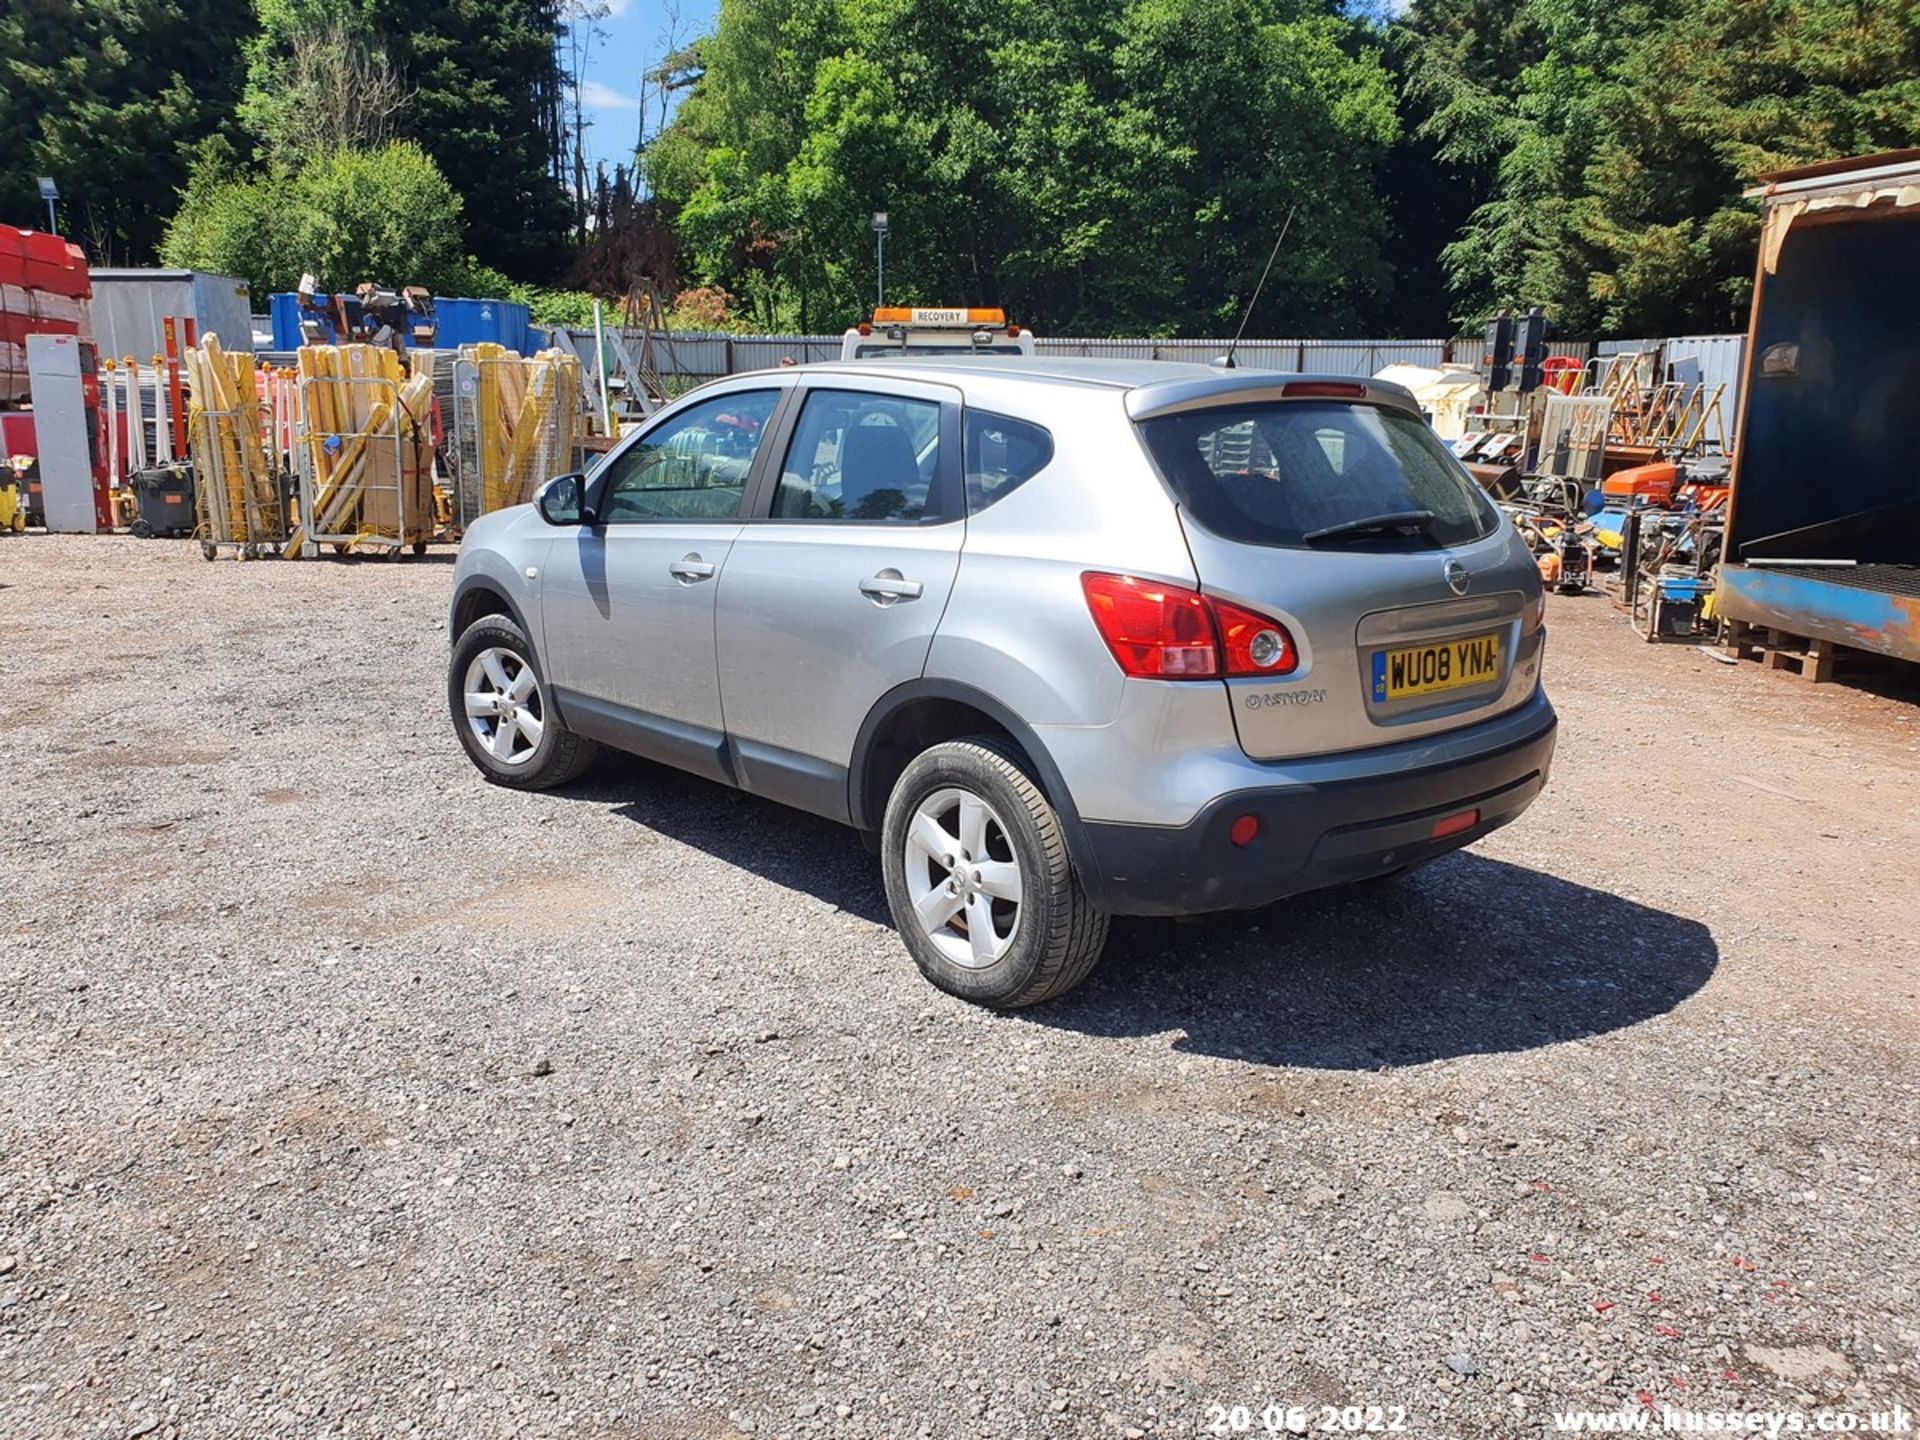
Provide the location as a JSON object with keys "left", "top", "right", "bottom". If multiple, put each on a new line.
{"left": 448, "top": 359, "right": 1556, "bottom": 1007}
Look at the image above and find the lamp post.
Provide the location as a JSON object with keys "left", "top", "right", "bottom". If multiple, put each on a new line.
{"left": 871, "top": 211, "right": 889, "bottom": 307}
{"left": 37, "top": 176, "right": 58, "bottom": 235}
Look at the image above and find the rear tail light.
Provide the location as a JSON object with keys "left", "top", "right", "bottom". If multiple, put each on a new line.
{"left": 1081, "top": 573, "right": 1299, "bottom": 680}
{"left": 1080, "top": 572, "right": 1218, "bottom": 677}
{"left": 1211, "top": 596, "right": 1298, "bottom": 675}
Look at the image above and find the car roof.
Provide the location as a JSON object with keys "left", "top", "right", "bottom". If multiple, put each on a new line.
{"left": 777, "top": 355, "right": 1422, "bottom": 419}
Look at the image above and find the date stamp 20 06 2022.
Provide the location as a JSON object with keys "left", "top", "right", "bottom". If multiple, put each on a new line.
{"left": 1203, "top": 1403, "right": 1410, "bottom": 1435}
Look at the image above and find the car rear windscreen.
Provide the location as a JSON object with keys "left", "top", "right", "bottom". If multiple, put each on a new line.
{"left": 1138, "top": 400, "right": 1497, "bottom": 549}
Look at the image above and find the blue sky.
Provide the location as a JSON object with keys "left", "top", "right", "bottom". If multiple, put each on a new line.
{"left": 571, "top": 0, "right": 719, "bottom": 180}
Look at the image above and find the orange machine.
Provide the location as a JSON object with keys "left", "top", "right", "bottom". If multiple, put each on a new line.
{"left": 1601, "top": 460, "right": 1680, "bottom": 506}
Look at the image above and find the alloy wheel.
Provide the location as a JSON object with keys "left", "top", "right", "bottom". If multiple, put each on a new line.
{"left": 462, "top": 647, "right": 545, "bottom": 767}
{"left": 902, "top": 787, "right": 1025, "bottom": 968}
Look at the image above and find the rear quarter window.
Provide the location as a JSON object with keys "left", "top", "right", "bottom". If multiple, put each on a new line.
{"left": 1138, "top": 400, "right": 1496, "bottom": 549}
{"left": 964, "top": 410, "right": 1053, "bottom": 512}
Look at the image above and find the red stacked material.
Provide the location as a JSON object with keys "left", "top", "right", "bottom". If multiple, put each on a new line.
{"left": 0, "top": 229, "right": 93, "bottom": 404}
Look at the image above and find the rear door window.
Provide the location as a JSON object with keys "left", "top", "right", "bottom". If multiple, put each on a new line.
{"left": 771, "top": 389, "right": 945, "bottom": 522}
{"left": 1138, "top": 401, "right": 1496, "bottom": 549}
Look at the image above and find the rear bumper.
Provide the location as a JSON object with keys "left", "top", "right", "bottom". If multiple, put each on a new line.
{"left": 1077, "top": 697, "right": 1557, "bottom": 916}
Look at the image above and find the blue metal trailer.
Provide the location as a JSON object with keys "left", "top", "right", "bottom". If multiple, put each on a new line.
{"left": 1716, "top": 150, "right": 1920, "bottom": 668}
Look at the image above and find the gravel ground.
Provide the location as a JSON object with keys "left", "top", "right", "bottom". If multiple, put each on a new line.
{"left": 3, "top": 535, "right": 1918, "bottom": 1440}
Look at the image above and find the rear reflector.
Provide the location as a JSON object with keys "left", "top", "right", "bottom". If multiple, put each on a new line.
{"left": 1432, "top": 809, "right": 1480, "bottom": 839}
{"left": 1229, "top": 814, "right": 1261, "bottom": 848}
{"left": 1281, "top": 381, "right": 1367, "bottom": 400}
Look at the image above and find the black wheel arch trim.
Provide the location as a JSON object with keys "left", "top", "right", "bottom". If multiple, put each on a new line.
{"left": 450, "top": 576, "right": 533, "bottom": 646}
{"left": 848, "top": 678, "right": 1100, "bottom": 893}
{"left": 450, "top": 580, "right": 573, "bottom": 727}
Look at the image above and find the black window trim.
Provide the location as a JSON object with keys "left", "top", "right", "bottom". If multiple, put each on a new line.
{"left": 741, "top": 378, "right": 965, "bottom": 527}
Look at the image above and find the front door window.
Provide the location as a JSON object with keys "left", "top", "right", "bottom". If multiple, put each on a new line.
{"left": 599, "top": 391, "right": 779, "bottom": 522}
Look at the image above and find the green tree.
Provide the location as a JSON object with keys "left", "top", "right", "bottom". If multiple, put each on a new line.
{"left": 0, "top": 0, "right": 252, "bottom": 262}
{"left": 1581, "top": 0, "right": 1920, "bottom": 332}
{"left": 651, "top": 0, "right": 1400, "bottom": 335}
{"left": 1407, "top": 0, "right": 1920, "bottom": 334}
{"left": 231, "top": 0, "right": 574, "bottom": 277}
{"left": 161, "top": 140, "right": 468, "bottom": 297}
{"left": 1380, "top": 0, "right": 1543, "bottom": 332}
{"left": 368, "top": 0, "right": 574, "bottom": 279}
{"left": 237, "top": 0, "right": 409, "bottom": 173}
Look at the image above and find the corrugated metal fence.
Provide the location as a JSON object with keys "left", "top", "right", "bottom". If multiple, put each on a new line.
{"left": 1031, "top": 337, "right": 1460, "bottom": 372}
{"left": 553, "top": 330, "right": 1565, "bottom": 376}
{"left": 549, "top": 325, "right": 1744, "bottom": 425}
{"left": 1598, "top": 334, "right": 1747, "bottom": 428}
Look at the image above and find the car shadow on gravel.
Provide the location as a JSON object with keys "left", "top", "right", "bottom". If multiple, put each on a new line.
{"left": 314, "top": 550, "right": 459, "bottom": 566}
{"left": 1033, "top": 853, "right": 1719, "bottom": 1068}
{"left": 560, "top": 758, "right": 1715, "bottom": 1067}
{"left": 571, "top": 753, "right": 893, "bottom": 925}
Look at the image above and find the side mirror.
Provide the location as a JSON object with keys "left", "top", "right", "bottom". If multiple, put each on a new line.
{"left": 534, "top": 472, "right": 587, "bottom": 526}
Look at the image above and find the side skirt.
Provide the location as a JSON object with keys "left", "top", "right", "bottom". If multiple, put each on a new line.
{"left": 549, "top": 687, "right": 851, "bottom": 823}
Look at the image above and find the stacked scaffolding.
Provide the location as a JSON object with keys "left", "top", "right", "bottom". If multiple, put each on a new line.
{"left": 455, "top": 343, "right": 584, "bottom": 525}
{"left": 183, "top": 335, "right": 287, "bottom": 559}
{"left": 1582, "top": 353, "right": 1729, "bottom": 456}
{"left": 291, "top": 344, "right": 436, "bottom": 556}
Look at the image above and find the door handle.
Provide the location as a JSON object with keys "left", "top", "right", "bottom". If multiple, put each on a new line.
{"left": 669, "top": 554, "right": 717, "bottom": 582}
{"left": 859, "top": 570, "right": 924, "bottom": 603}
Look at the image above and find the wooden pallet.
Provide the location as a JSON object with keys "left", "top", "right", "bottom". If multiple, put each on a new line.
{"left": 1718, "top": 618, "right": 1880, "bottom": 683}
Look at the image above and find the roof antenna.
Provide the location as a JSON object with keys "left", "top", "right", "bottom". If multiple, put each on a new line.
{"left": 1214, "top": 204, "right": 1296, "bottom": 370}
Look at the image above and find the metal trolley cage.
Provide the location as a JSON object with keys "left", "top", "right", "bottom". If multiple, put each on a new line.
{"left": 445, "top": 350, "right": 587, "bottom": 536}
{"left": 1534, "top": 392, "right": 1614, "bottom": 490}
{"left": 446, "top": 353, "right": 483, "bottom": 533}
{"left": 292, "top": 372, "right": 428, "bottom": 557}
{"left": 189, "top": 403, "right": 288, "bottom": 561}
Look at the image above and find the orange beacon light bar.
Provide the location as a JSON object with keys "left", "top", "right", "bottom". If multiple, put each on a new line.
{"left": 872, "top": 307, "right": 1009, "bottom": 327}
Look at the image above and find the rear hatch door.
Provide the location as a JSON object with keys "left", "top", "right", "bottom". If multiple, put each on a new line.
{"left": 1132, "top": 386, "right": 1545, "bottom": 760}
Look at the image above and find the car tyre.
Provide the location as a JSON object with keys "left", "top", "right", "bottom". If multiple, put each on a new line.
{"left": 881, "top": 736, "right": 1108, "bottom": 1008}
{"left": 449, "top": 614, "right": 599, "bottom": 790}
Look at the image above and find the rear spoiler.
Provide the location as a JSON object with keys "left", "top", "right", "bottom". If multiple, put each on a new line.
{"left": 1126, "top": 374, "right": 1422, "bottom": 423}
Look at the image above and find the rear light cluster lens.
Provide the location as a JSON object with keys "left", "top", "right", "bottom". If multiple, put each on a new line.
{"left": 1080, "top": 573, "right": 1298, "bottom": 680}
{"left": 1080, "top": 572, "right": 1217, "bottom": 676}
{"left": 1212, "top": 597, "right": 1298, "bottom": 676}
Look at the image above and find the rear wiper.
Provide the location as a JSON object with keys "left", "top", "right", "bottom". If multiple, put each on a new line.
{"left": 1303, "top": 510, "right": 1437, "bottom": 543}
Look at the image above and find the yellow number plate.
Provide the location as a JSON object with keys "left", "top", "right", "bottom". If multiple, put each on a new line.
{"left": 1372, "top": 632, "right": 1503, "bottom": 702}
